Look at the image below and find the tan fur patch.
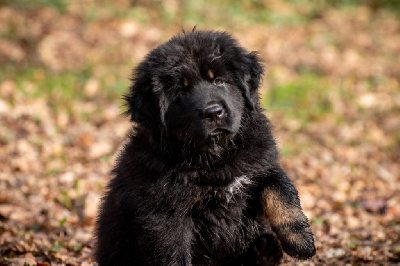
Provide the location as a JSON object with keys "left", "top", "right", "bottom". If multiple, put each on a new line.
{"left": 183, "top": 78, "right": 188, "bottom": 87}
{"left": 208, "top": 69, "right": 214, "bottom": 79}
{"left": 260, "top": 189, "right": 305, "bottom": 227}
{"left": 260, "top": 188, "right": 315, "bottom": 258}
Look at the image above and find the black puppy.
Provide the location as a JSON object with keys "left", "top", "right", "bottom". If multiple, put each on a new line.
{"left": 95, "top": 30, "right": 315, "bottom": 265}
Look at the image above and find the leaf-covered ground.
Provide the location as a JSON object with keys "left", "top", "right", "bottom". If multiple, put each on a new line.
{"left": 0, "top": 1, "right": 399, "bottom": 265}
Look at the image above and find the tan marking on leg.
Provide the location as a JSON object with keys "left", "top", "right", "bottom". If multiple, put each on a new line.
{"left": 260, "top": 189, "right": 305, "bottom": 228}
{"left": 260, "top": 188, "right": 315, "bottom": 260}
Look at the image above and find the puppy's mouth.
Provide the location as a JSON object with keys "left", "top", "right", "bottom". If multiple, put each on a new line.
{"left": 209, "top": 128, "right": 233, "bottom": 137}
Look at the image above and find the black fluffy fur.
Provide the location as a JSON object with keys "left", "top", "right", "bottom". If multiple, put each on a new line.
{"left": 95, "top": 30, "right": 315, "bottom": 265}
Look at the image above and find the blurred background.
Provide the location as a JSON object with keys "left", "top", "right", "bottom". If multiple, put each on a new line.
{"left": 0, "top": 0, "right": 399, "bottom": 264}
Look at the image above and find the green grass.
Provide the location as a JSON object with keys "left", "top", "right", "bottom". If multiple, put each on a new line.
{"left": 180, "top": 0, "right": 308, "bottom": 27}
{"left": 52, "top": 244, "right": 63, "bottom": 252}
{"left": 262, "top": 72, "right": 333, "bottom": 123}
{"left": 1, "top": 65, "right": 129, "bottom": 113}
{"left": 348, "top": 242, "right": 357, "bottom": 249}
{"left": 280, "top": 143, "right": 311, "bottom": 157}
{"left": 312, "top": 217, "right": 326, "bottom": 226}
{"left": 283, "top": 0, "right": 400, "bottom": 12}
{"left": 1, "top": 0, "right": 68, "bottom": 12}
{"left": 6, "top": 0, "right": 400, "bottom": 30}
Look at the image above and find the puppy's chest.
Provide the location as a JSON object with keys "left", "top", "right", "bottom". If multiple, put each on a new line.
{"left": 151, "top": 172, "right": 256, "bottom": 218}
{"left": 208, "top": 175, "right": 253, "bottom": 202}
{"left": 191, "top": 178, "right": 260, "bottom": 260}
{"left": 191, "top": 175, "right": 255, "bottom": 221}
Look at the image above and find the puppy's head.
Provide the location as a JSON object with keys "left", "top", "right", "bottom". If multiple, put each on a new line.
{"left": 125, "top": 30, "right": 264, "bottom": 149}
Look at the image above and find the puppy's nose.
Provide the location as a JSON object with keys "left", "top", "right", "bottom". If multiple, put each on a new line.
{"left": 204, "top": 104, "right": 225, "bottom": 120}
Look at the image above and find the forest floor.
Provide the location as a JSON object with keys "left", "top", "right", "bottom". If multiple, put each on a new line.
{"left": 0, "top": 1, "right": 399, "bottom": 265}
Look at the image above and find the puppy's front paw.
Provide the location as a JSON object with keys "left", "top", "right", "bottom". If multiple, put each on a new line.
{"left": 274, "top": 221, "right": 316, "bottom": 260}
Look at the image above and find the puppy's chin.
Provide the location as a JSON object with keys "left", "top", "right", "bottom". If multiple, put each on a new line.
{"left": 195, "top": 131, "right": 236, "bottom": 153}
{"left": 165, "top": 126, "right": 236, "bottom": 155}
{"left": 209, "top": 128, "right": 233, "bottom": 137}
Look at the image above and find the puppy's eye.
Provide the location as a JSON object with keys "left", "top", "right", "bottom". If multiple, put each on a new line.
{"left": 182, "top": 78, "right": 189, "bottom": 87}
{"left": 213, "top": 78, "right": 224, "bottom": 86}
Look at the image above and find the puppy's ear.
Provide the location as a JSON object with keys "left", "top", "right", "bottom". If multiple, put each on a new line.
{"left": 234, "top": 51, "right": 264, "bottom": 110}
{"left": 124, "top": 75, "right": 166, "bottom": 130}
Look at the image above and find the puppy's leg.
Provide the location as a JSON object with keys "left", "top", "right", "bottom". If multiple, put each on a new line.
{"left": 137, "top": 213, "right": 193, "bottom": 266}
{"left": 260, "top": 167, "right": 316, "bottom": 260}
{"left": 96, "top": 189, "right": 193, "bottom": 265}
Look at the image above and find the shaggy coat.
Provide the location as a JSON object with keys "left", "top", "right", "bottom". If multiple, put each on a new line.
{"left": 95, "top": 30, "right": 315, "bottom": 265}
